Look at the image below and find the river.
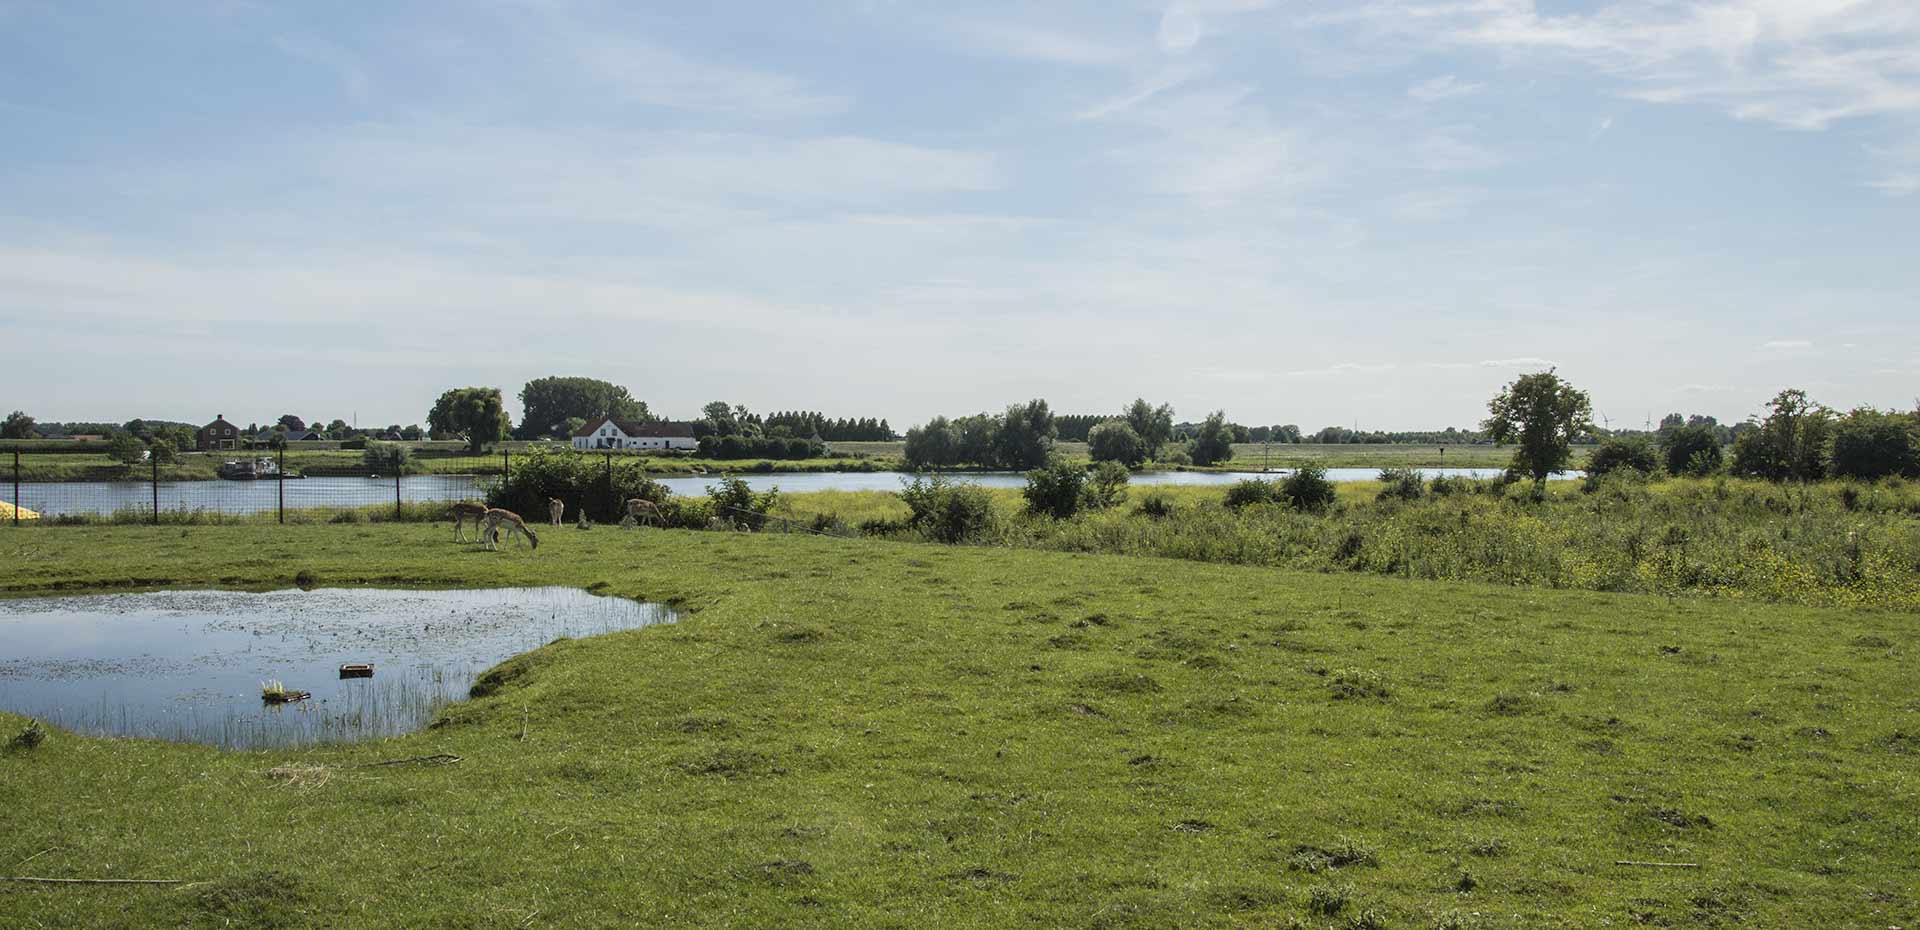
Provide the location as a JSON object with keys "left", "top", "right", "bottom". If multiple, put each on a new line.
{"left": 5, "top": 467, "right": 1569, "bottom": 518}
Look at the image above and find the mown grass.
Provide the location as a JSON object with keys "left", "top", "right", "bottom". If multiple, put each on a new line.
{"left": 1, "top": 524, "right": 1916, "bottom": 928}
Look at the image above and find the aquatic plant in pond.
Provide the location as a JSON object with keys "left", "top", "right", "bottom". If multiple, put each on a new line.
{"left": 0, "top": 587, "right": 673, "bottom": 749}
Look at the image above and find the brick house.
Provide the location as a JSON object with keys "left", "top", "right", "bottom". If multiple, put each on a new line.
{"left": 197, "top": 415, "right": 240, "bottom": 451}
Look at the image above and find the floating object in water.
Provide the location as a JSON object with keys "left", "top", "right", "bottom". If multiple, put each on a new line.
{"left": 338, "top": 663, "right": 374, "bottom": 679}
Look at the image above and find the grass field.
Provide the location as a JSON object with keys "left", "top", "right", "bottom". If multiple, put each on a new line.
{"left": 826, "top": 442, "right": 1584, "bottom": 470}
{"left": 1, "top": 525, "right": 1915, "bottom": 928}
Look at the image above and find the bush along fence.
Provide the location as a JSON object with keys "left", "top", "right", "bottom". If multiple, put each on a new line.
{"left": 0, "top": 445, "right": 849, "bottom": 536}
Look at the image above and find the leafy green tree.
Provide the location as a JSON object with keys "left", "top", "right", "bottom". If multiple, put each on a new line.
{"left": 1124, "top": 398, "right": 1175, "bottom": 457}
{"left": 276, "top": 414, "right": 306, "bottom": 432}
{"left": 897, "top": 475, "right": 998, "bottom": 543}
{"left": 400, "top": 424, "right": 425, "bottom": 441}
{"left": 363, "top": 441, "right": 413, "bottom": 475}
{"left": 903, "top": 416, "right": 961, "bottom": 469}
{"left": 1730, "top": 389, "right": 1832, "bottom": 481}
{"left": 1587, "top": 436, "right": 1660, "bottom": 477}
{"left": 1190, "top": 411, "right": 1235, "bottom": 466}
{"left": 993, "top": 399, "right": 1056, "bottom": 469}
{"left": 953, "top": 414, "right": 999, "bottom": 465}
{"left": 1660, "top": 424, "right": 1723, "bottom": 477}
{"left": 1087, "top": 419, "right": 1147, "bottom": 467}
{"left": 427, "top": 387, "right": 513, "bottom": 453}
{"left": 707, "top": 477, "right": 779, "bottom": 531}
{"left": 1829, "top": 408, "right": 1920, "bottom": 480}
{"left": 1482, "top": 370, "right": 1593, "bottom": 486}
{"left": 148, "top": 441, "right": 178, "bottom": 465}
{"left": 105, "top": 432, "right": 145, "bottom": 465}
{"left": 326, "top": 419, "right": 350, "bottom": 437}
{"left": 2, "top": 410, "right": 37, "bottom": 439}
{"left": 517, "top": 376, "right": 652, "bottom": 439}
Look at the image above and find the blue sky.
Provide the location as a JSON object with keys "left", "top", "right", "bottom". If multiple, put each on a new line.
{"left": 3, "top": 0, "right": 1916, "bottom": 431}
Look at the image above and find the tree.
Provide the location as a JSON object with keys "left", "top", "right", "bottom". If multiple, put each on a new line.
{"left": 1829, "top": 408, "right": 1920, "bottom": 480}
{"left": 903, "top": 416, "right": 961, "bottom": 469}
{"left": 993, "top": 399, "right": 1056, "bottom": 469}
{"left": 1087, "top": 419, "right": 1147, "bottom": 468}
{"left": 953, "top": 414, "right": 999, "bottom": 465}
{"left": 1730, "top": 389, "right": 1832, "bottom": 481}
{"left": 326, "top": 419, "right": 350, "bottom": 437}
{"left": 1, "top": 410, "right": 34, "bottom": 439}
{"left": 1190, "top": 411, "right": 1235, "bottom": 466}
{"left": 401, "top": 424, "right": 425, "bottom": 441}
{"left": 427, "top": 387, "right": 512, "bottom": 453}
{"left": 1124, "top": 399, "right": 1175, "bottom": 457}
{"left": 1660, "top": 424, "right": 1723, "bottom": 477}
{"left": 1482, "top": 370, "right": 1593, "bottom": 486}
{"left": 517, "top": 376, "right": 652, "bottom": 440}
{"left": 276, "top": 414, "right": 307, "bottom": 432}
{"left": 1022, "top": 457, "right": 1088, "bottom": 519}
{"left": 1587, "top": 436, "right": 1659, "bottom": 477}
{"left": 105, "top": 432, "right": 146, "bottom": 465}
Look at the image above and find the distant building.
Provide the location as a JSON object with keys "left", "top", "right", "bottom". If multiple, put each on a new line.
{"left": 197, "top": 415, "right": 240, "bottom": 451}
{"left": 571, "top": 417, "right": 698, "bottom": 451}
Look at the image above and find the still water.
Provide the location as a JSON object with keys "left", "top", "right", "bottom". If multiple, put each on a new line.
{"left": 0, "top": 587, "right": 672, "bottom": 749}
{"left": 8, "top": 467, "right": 1563, "bottom": 517}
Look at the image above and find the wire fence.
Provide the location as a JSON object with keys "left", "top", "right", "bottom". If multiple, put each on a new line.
{"left": 1, "top": 446, "right": 509, "bottom": 526}
{"left": 0, "top": 446, "right": 857, "bottom": 538}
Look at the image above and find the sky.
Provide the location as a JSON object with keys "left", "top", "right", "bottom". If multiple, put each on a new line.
{"left": 2, "top": 0, "right": 1917, "bottom": 433}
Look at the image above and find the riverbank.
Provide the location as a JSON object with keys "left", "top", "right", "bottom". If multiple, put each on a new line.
{"left": 0, "top": 525, "right": 1911, "bottom": 928}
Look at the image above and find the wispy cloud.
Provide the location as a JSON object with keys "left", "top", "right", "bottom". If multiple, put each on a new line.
{"left": 1479, "top": 357, "right": 1555, "bottom": 369}
{"left": 273, "top": 35, "right": 371, "bottom": 100}
{"left": 564, "top": 32, "right": 848, "bottom": 118}
{"left": 942, "top": 18, "right": 1132, "bottom": 65}
{"left": 1407, "top": 74, "right": 1484, "bottom": 101}
{"left": 1761, "top": 339, "right": 1813, "bottom": 350}
{"left": 1589, "top": 115, "right": 1615, "bottom": 142}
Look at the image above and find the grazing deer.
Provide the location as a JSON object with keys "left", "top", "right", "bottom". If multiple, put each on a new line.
{"left": 450, "top": 501, "right": 489, "bottom": 542}
{"left": 548, "top": 497, "right": 565, "bottom": 526}
{"left": 481, "top": 508, "right": 539, "bottom": 550}
{"left": 620, "top": 498, "right": 661, "bottom": 529}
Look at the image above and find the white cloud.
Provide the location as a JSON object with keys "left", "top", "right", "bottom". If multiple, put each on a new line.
{"left": 942, "top": 19, "right": 1132, "bottom": 65}
{"left": 565, "top": 33, "right": 848, "bottom": 118}
{"left": 1761, "top": 338, "right": 1813, "bottom": 349}
{"left": 1407, "top": 74, "right": 1484, "bottom": 101}
{"left": 1479, "top": 357, "right": 1555, "bottom": 368}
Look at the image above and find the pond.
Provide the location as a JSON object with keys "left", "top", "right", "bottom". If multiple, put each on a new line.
{"left": 7, "top": 467, "right": 1571, "bottom": 518}
{"left": 0, "top": 587, "right": 672, "bottom": 749}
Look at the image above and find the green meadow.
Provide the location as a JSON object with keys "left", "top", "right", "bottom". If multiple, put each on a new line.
{"left": 1, "top": 523, "right": 1915, "bottom": 928}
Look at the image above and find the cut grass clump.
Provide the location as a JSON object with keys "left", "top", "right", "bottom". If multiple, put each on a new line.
{"left": 1484, "top": 693, "right": 1538, "bottom": 716}
{"left": 188, "top": 870, "right": 310, "bottom": 929}
{"left": 676, "top": 747, "right": 783, "bottom": 778}
{"left": 1082, "top": 670, "right": 1164, "bottom": 694}
{"left": 1327, "top": 668, "right": 1390, "bottom": 701}
{"left": 1306, "top": 882, "right": 1354, "bottom": 916}
{"left": 1288, "top": 836, "right": 1380, "bottom": 872}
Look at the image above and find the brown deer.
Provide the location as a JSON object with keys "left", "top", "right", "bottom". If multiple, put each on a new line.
{"left": 481, "top": 508, "right": 539, "bottom": 550}
{"left": 449, "top": 501, "right": 489, "bottom": 542}
{"left": 548, "top": 497, "right": 565, "bottom": 526}
{"left": 620, "top": 498, "right": 661, "bottom": 529}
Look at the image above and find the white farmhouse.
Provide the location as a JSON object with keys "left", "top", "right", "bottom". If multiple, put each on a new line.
{"left": 572, "top": 417, "right": 699, "bottom": 451}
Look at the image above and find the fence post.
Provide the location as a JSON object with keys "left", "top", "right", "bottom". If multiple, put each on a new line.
{"left": 151, "top": 453, "right": 160, "bottom": 526}
{"left": 278, "top": 446, "right": 285, "bottom": 525}
{"left": 395, "top": 466, "right": 403, "bottom": 521}
{"left": 11, "top": 448, "right": 18, "bottom": 528}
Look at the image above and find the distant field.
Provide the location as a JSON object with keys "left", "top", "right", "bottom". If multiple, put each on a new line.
{"left": 829, "top": 441, "right": 1578, "bottom": 470}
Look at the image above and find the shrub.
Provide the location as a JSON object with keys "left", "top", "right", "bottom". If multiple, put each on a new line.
{"left": 1428, "top": 474, "right": 1475, "bottom": 497}
{"left": 1588, "top": 436, "right": 1660, "bottom": 477}
{"left": 708, "top": 476, "right": 779, "bottom": 530}
{"left": 1282, "top": 464, "right": 1337, "bottom": 510}
{"left": 1190, "top": 411, "right": 1235, "bottom": 466}
{"left": 1830, "top": 408, "right": 1920, "bottom": 480}
{"left": 1376, "top": 467, "right": 1424, "bottom": 501}
{"left": 363, "top": 441, "right": 413, "bottom": 475}
{"left": 489, "top": 448, "right": 667, "bottom": 523}
{"left": 1136, "top": 492, "right": 1175, "bottom": 518}
{"left": 7, "top": 719, "right": 45, "bottom": 751}
{"left": 1084, "top": 460, "right": 1130, "bottom": 510}
{"left": 1224, "top": 479, "right": 1282, "bottom": 511}
{"left": 898, "top": 475, "right": 998, "bottom": 543}
{"left": 1023, "top": 457, "right": 1089, "bottom": 519}
{"left": 1162, "top": 446, "right": 1192, "bottom": 466}
{"left": 1659, "top": 425, "right": 1722, "bottom": 477}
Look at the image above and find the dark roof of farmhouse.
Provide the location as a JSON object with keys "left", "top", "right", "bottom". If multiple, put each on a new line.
{"left": 573, "top": 417, "right": 695, "bottom": 439}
